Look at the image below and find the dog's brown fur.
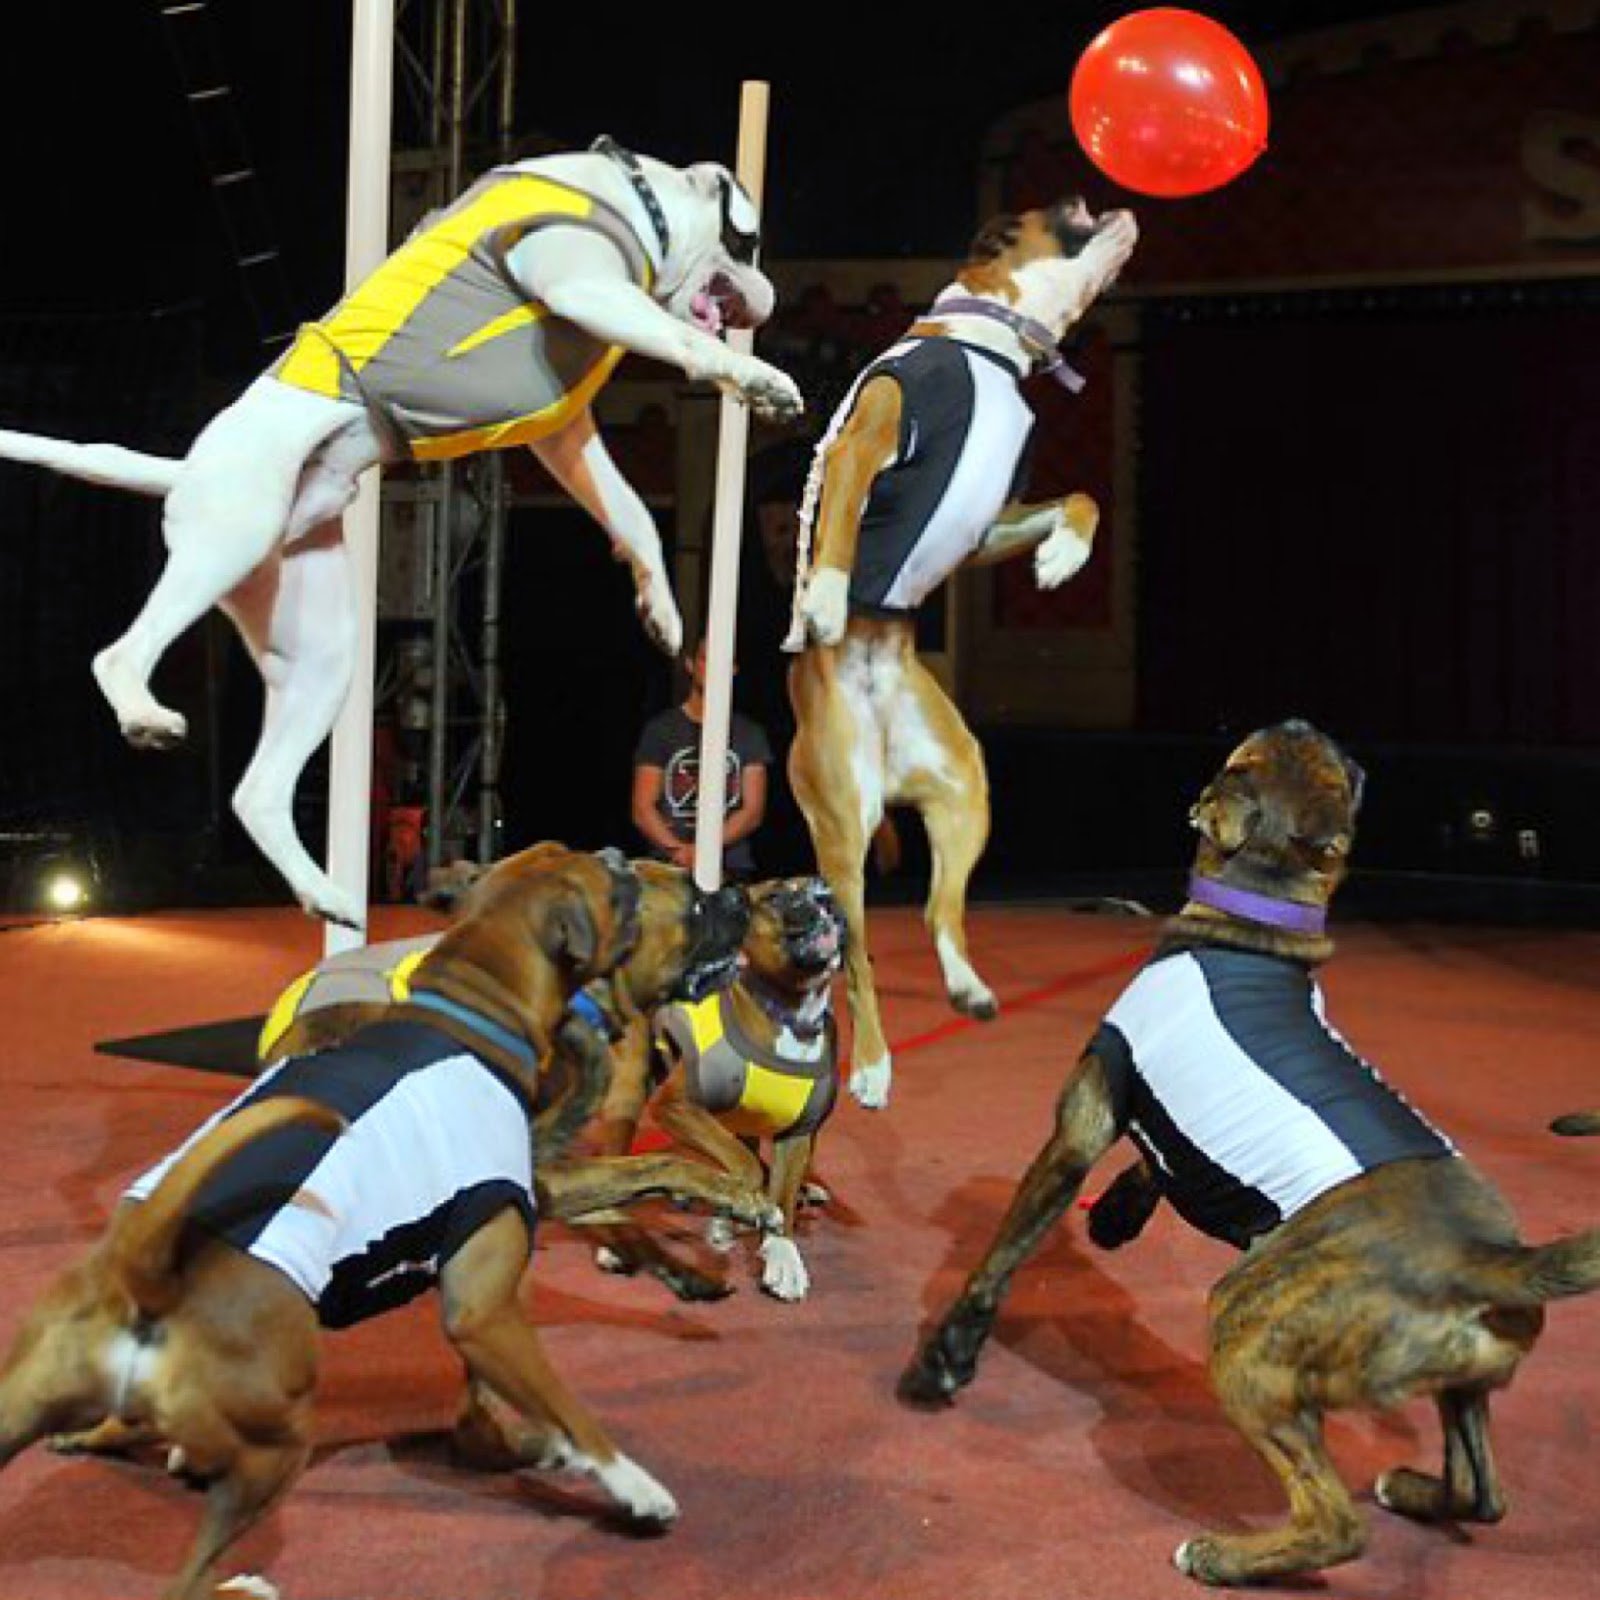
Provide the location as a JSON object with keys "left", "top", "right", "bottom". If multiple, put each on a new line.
{"left": 901, "top": 722, "right": 1600, "bottom": 1587}
{"left": 0, "top": 844, "right": 774, "bottom": 1600}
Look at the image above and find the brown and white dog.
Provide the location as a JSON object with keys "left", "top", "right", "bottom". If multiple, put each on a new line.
{"left": 587, "top": 876, "right": 848, "bottom": 1302}
{"left": 903, "top": 722, "right": 1600, "bottom": 1587}
{"left": 785, "top": 198, "right": 1137, "bottom": 1108}
{"left": 0, "top": 844, "right": 769, "bottom": 1600}
{"left": 0, "top": 143, "right": 801, "bottom": 928}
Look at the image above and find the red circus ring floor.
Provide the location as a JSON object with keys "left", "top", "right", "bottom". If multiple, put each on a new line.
{"left": 0, "top": 903, "right": 1597, "bottom": 1600}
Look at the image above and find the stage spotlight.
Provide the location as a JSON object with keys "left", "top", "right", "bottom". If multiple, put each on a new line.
{"left": 42, "top": 870, "right": 90, "bottom": 914}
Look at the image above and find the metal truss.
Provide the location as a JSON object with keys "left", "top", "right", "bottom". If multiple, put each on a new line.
{"left": 378, "top": 0, "right": 521, "bottom": 868}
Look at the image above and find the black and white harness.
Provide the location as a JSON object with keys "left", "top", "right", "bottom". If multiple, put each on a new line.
{"left": 1091, "top": 946, "right": 1454, "bottom": 1249}
{"left": 786, "top": 336, "right": 1036, "bottom": 639}
{"left": 125, "top": 1015, "right": 538, "bottom": 1329}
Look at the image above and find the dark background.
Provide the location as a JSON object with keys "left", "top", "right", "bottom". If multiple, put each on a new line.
{"left": 2, "top": 0, "right": 1593, "bottom": 920}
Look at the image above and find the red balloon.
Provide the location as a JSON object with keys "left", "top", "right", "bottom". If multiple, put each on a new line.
{"left": 1070, "top": 8, "right": 1270, "bottom": 199}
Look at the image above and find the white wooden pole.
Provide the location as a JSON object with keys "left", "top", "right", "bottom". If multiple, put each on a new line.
{"left": 323, "top": 0, "right": 395, "bottom": 955}
{"left": 692, "top": 80, "right": 770, "bottom": 892}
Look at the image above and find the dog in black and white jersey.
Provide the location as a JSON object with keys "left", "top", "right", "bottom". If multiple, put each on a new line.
{"left": 903, "top": 720, "right": 1600, "bottom": 1589}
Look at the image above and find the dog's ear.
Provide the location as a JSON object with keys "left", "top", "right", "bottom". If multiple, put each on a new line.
{"left": 1190, "top": 780, "right": 1259, "bottom": 855}
{"left": 539, "top": 887, "right": 601, "bottom": 974}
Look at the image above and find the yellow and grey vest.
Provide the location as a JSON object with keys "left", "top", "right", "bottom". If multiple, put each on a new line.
{"left": 258, "top": 933, "right": 440, "bottom": 1063}
{"left": 656, "top": 991, "right": 839, "bottom": 1141}
{"left": 272, "top": 169, "right": 653, "bottom": 462}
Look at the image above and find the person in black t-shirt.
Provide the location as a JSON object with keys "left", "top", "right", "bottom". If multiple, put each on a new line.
{"left": 631, "top": 639, "right": 772, "bottom": 879}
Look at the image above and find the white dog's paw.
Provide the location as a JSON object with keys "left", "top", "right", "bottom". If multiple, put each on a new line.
{"left": 1034, "top": 524, "right": 1093, "bottom": 591}
{"left": 298, "top": 880, "right": 365, "bottom": 932}
{"left": 849, "top": 1056, "right": 893, "bottom": 1110}
{"left": 119, "top": 707, "right": 189, "bottom": 751}
{"left": 636, "top": 572, "right": 684, "bottom": 657}
{"left": 759, "top": 1235, "right": 810, "bottom": 1301}
{"left": 593, "top": 1453, "right": 679, "bottom": 1526}
{"left": 93, "top": 648, "right": 189, "bottom": 751}
{"left": 721, "top": 354, "right": 803, "bottom": 423}
{"left": 218, "top": 1577, "right": 280, "bottom": 1600}
{"left": 799, "top": 568, "right": 850, "bottom": 647}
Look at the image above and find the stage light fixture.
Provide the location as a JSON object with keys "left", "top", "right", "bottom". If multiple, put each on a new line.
{"left": 42, "top": 870, "right": 90, "bottom": 914}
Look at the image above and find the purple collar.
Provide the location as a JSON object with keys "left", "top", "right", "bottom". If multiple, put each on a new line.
{"left": 1185, "top": 874, "right": 1328, "bottom": 937}
{"left": 929, "top": 295, "right": 1087, "bottom": 393}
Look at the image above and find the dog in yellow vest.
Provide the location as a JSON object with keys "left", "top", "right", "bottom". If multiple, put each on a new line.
{"left": 0, "top": 140, "right": 801, "bottom": 928}
{"left": 594, "top": 876, "right": 847, "bottom": 1302}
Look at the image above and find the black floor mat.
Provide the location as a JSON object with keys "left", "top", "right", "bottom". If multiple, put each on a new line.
{"left": 95, "top": 1016, "right": 267, "bottom": 1078}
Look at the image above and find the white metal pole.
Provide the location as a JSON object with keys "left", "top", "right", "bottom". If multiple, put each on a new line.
{"left": 324, "top": 0, "right": 395, "bottom": 954}
{"left": 692, "top": 80, "right": 770, "bottom": 892}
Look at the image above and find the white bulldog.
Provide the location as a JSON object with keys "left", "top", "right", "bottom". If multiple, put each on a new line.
{"left": 0, "top": 140, "right": 802, "bottom": 928}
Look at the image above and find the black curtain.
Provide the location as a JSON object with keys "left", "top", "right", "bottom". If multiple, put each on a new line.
{"left": 1137, "top": 286, "right": 1600, "bottom": 747}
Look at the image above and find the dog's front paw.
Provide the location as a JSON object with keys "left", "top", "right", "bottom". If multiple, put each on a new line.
{"left": 636, "top": 572, "right": 683, "bottom": 657}
{"left": 759, "top": 1235, "right": 810, "bottom": 1301}
{"left": 722, "top": 354, "right": 804, "bottom": 423}
{"left": 849, "top": 1055, "right": 893, "bottom": 1110}
{"left": 298, "top": 880, "right": 366, "bottom": 932}
{"left": 1034, "top": 496, "right": 1099, "bottom": 591}
{"left": 1085, "top": 1160, "right": 1162, "bottom": 1251}
{"left": 594, "top": 1454, "right": 680, "bottom": 1529}
{"left": 799, "top": 568, "right": 850, "bottom": 647}
{"left": 1034, "top": 525, "right": 1093, "bottom": 591}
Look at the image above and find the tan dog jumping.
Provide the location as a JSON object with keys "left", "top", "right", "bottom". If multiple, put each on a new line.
{"left": 786, "top": 197, "right": 1137, "bottom": 1108}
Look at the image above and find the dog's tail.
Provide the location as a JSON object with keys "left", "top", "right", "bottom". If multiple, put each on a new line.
{"left": 112, "top": 1098, "right": 345, "bottom": 1318}
{"left": 1550, "top": 1110, "right": 1600, "bottom": 1137}
{"left": 0, "top": 426, "right": 181, "bottom": 499}
{"left": 1458, "top": 1228, "right": 1600, "bottom": 1307}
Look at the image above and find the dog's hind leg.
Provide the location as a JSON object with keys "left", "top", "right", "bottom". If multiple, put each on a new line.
{"left": 0, "top": 1287, "right": 115, "bottom": 1471}
{"left": 219, "top": 524, "right": 362, "bottom": 927}
{"left": 893, "top": 664, "right": 996, "bottom": 1019}
{"left": 1177, "top": 1291, "right": 1367, "bottom": 1585}
{"left": 442, "top": 1209, "right": 679, "bottom": 1525}
{"left": 1376, "top": 1387, "right": 1508, "bottom": 1524}
{"left": 788, "top": 655, "right": 893, "bottom": 1108}
{"left": 1175, "top": 1383, "right": 1366, "bottom": 1586}
{"left": 161, "top": 1437, "right": 309, "bottom": 1600}
{"left": 91, "top": 383, "right": 352, "bottom": 750}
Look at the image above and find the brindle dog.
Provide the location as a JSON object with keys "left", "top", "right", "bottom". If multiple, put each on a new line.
{"left": 901, "top": 720, "right": 1600, "bottom": 1587}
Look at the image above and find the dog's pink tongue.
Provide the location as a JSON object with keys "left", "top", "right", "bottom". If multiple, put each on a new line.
{"left": 693, "top": 290, "right": 723, "bottom": 335}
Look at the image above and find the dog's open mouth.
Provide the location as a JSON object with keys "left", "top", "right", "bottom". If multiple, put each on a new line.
{"left": 691, "top": 273, "right": 754, "bottom": 335}
{"left": 783, "top": 911, "right": 845, "bottom": 974}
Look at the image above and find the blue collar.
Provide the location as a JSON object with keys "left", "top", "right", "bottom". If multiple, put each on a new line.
{"left": 405, "top": 989, "right": 539, "bottom": 1072}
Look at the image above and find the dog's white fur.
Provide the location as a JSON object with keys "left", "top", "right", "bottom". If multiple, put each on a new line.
{"left": 0, "top": 149, "right": 801, "bottom": 928}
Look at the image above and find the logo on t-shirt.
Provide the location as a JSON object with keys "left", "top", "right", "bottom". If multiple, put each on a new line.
{"left": 663, "top": 747, "right": 743, "bottom": 825}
